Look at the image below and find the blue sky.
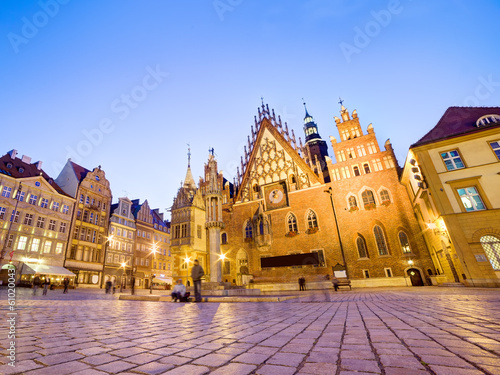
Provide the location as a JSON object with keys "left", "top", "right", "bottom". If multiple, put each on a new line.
{"left": 1, "top": 0, "right": 499, "bottom": 216}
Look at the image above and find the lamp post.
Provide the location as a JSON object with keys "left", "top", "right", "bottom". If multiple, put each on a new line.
{"left": 219, "top": 253, "right": 226, "bottom": 282}
{"left": 324, "top": 187, "right": 348, "bottom": 278}
{"left": 100, "top": 234, "right": 114, "bottom": 289}
{"left": 184, "top": 256, "right": 191, "bottom": 286}
{"left": 120, "top": 262, "right": 126, "bottom": 293}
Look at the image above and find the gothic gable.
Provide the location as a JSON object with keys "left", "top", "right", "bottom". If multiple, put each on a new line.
{"left": 235, "top": 106, "right": 322, "bottom": 203}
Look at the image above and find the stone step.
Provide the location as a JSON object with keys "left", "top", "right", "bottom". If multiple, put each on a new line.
{"left": 438, "top": 282, "right": 466, "bottom": 287}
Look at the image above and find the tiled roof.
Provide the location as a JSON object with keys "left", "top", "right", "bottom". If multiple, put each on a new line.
{"left": 70, "top": 161, "right": 91, "bottom": 182}
{"left": 412, "top": 106, "right": 500, "bottom": 147}
{"left": 0, "top": 153, "right": 71, "bottom": 197}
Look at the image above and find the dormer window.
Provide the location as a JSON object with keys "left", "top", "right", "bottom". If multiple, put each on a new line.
{"left": 18, "top": 167, "right": 24, "bottom": 173}
{"left": 6, "top": 163, "right": 12, "bottom": 169}
{"left": 476, "top": 114, "right": 500, "bottom": 127}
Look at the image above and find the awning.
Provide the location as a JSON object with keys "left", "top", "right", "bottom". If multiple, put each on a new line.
{"left": 23, "top": 264, "right": 76, "bottom": 277}
{"left": 153, "top": 277, "right": 172, "bottom": 284}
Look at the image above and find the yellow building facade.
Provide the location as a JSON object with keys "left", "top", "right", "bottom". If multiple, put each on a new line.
{"left": 401, "top": 107, "right": 500, "bottom": 287}
{"left": 0, "top": 150, "right": 75, "bottom": 286}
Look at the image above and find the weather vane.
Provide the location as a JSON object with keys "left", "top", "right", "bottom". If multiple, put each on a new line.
{"left": 338, "top": 97, "right": 344, "bottom": 106}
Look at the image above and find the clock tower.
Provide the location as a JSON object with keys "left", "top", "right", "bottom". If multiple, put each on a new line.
{"left": 303, "top": 102, "right": 330, "bottom": 182}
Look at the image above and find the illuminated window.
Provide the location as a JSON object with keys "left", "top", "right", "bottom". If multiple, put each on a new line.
{"left": 59, "top": 222, "right": 67, "bottom": 233}
{"left": 43, "top": 241, "right": 52, "bottom": 253}
{"left": 287, "top": 213, "right": 298, "bottom": 233}
{"left": 221, "top": 233, "right": 228, "bottom": 244}
{"left": 55, "top": 243, "right": 63, "bottom": 255}
{"left": 17, "top": 236, "right": 27, "bottom": 250}
{"left": 52, "top": 202, "right": 60, "bottom": 212}
{"left": 30, "top": 238, "right": 40, "bottom": 252}
{"left": 373, "top": 226, "right": 388, "bottom": 255}
{"left": 11, "top": 210, "right": 20, "bottom": 223}
{"left": 441, "top": 150, "right": 465, "bottom": 171}
{"left": 16, "top": 191, "right": 25, "bottom": 201}
{"left": 0, "top": 207, "right": 5, "bottom": 220}
{"left": 363, "top": 163, "right": 371, "bottom": 174}
{"left": 372, "top": 159, "right": 383, "bottom": 171}
{"left": 457, "top": 187, "right": 485, "bottom": 211}
{"left": 480, "top": 235, "right": 500, "bottom": 270}
{"left": 399, "top": 232, "right": 411, "bottom": 253}
{"left": 353, "top": 166, "right": 360, "bottom": 176}
{"left": 357, "top": 236, "right": 368, "bottom": 258}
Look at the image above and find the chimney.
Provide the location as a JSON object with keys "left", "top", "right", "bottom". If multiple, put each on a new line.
{"left": 35, "top": 161, "right": 43, "bottom": 170}
{"left": 7, "top": 149, "right": 17, "bottom": 159}
{"left": 21, "top": 155, "right": 32, "bottom": 164}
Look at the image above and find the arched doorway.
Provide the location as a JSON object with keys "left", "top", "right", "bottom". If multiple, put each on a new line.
{"left": 407, "top": 268, "right": 424, "bottom": 286}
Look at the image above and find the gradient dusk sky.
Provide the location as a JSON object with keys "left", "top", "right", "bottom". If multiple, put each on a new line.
{"left": 1, "top": 0, "right": 499, "bottom": 216}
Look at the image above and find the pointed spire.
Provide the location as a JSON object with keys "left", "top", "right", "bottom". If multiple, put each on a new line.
{"left": 183, "top": 145, "right": 196, "bottom": 189}
{"left": 302, "top": 98, "right": 311, "bottom": 119}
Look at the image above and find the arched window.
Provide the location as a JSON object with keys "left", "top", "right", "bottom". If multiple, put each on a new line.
{"left": 353, "top": 166, "right": 360, "bottom": 176}
{"left": 357, "top": 236, "right": 368, "bottom": 258}
{"left": 380, "top": 189, "right": 390, "bottom": 203}
{"left": 287, "top": 213, "right": 298, "bottom": 233}
{"left": 245, "top": 221, "right": 252, "bottom": 238}
{"left": 307, "top": 210, "right": 318, "bottom": 229}
{"left": 363, "top": 163, "right": 371, "bottom": 174}
{"left": 373, "top": 225, "right": 388, "bottom": 255}
{"left": 348, "top": 196, "right": 357, "bottom": 208}
{"left": 259, "top": 221, "right": 264, "bottom": 235}
{"left": 221, "top": 233, "right": 227, "bottom": 244}
{"left": 290, "top": 174, "right": 296, "bottom": 184}
{"left": 398, "top": 231, "right": 411, "bottom": 253}
{"left": 362, "top": 190, "right": 376, "bottom": 206}
{"left": 480, "top": 235, "right": 500, "bottom": 270}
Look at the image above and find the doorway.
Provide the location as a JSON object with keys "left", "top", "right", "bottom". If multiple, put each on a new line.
{"left": 407, "top": 268, "right": 424, "bottom": 286}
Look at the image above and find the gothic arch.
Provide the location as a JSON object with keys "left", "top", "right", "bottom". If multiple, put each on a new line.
{"left": 304, "top": 209, "right": 319, "bottom": 229}
{"left": 471, "top": 227, "right": 500, "bottom": 243}
{"left": 377, "top": 186, "right": 392, "bottom": 203}
{"left": 346, "top": 193, "right": 358, "bottom": 209}
{"left": 373, "top": 223, "right": 390, "bottom": 256}
{"left": 286, "top": 211, "right": 298, "bottom": 233}
{"left": 243, "top": 219, "right": 253, "bottom": 239}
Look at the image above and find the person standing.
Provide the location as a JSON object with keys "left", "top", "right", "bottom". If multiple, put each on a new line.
{"left": 131, "top": 276, "right": 135, "bottom": 295}
{"left": 191, "top": 259, "right": 204, "bottom": 302}
{"left": 63, "top": 277, "right": 69, "bottom": 294}
{"left": 33, "top": 274, "right": 41, "bottom": 295}
{"left": 298, "top": 277, "right": 306, "bottom": 291}
{"left": 42, "top": 277, "right": 51, "bottom": 296}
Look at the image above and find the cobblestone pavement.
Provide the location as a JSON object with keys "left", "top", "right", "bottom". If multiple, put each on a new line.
{"left": 1, "top": 287, "right": 500, "bottom": 374}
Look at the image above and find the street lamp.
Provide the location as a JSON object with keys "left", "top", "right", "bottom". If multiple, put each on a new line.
{"left": 100, "top": 234, "right": 114, "bottom": 289}
{"left": 150, "top": 273, "right": 155, "bottom": 294}
{"left": 324, "top": 187, "right": 348, "bottom": 278}
{"left": 120, "top": 262, "right": 126, "bottom": 293}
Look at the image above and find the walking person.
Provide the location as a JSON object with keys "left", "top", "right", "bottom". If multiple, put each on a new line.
{"left": 298, "top": 276, "right": 306, "bottom": 291}
{"left": 42, "top": 277, "right": 51, "bottom": 296}
{"left": 32, "top": 274, "right": 41, "bottom": 295}
{"left": 63, "top": 277, "right": 69, "bottom": 294}
{"left": 131, "top": 276, "right": 135, "bottom": 295}
{"left": 191, "top": 259, "right": 204, "bottom": 302}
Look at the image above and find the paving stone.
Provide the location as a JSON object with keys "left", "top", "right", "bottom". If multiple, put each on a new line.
{"left": 256, "top": 364, "right": 297, "bottom": 375}
{"left": 341, "top": 359, "right": 381, "bottom": 373}
{"left": 125, "top": 352, "right": 163, "bottom": 365}
{"left": 267, "top": 352, "right": 305, "bottom": 367}
{"left": 96, "top": 360, "right": 137, "bottom": 373}
{"left": 378, "top": 354, "right": 426, "bottom": 369}
{"left": 159, "top": 355, "right": 192, "bottom": 366}
{"left": 209, "top": 362, "right": 257, "bottom": 375}
{"left": 427, "top": 365, "right": 485, "bottom": 375}
{"left": 81, "top": 353, "right": 122, "bottom": 365}
{"left": 297, "top": 362, "right": 337, "bottom": 374}
{"left": 129, "top": 361, "right": 175, "bottom": 374}
{"left": 34, "top": 352, "right": 84, "bottom": 366}
{"left": 24, "top": 360, "right": 90, "bottom": 375}
{"left": 193, "top": 353, "right": 233, "bottom": 367}
{"left": 232, "top": 352, "right": 272, "bottom": 364}
{"left": 160, "top": 364, "right": 210, "bottom": 374}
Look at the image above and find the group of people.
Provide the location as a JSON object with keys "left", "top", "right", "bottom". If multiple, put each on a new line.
{"left": 298, "top": 275, "right": 341, "bottom": 291}
{"left": 32, "top": 275, "right": 70, "bottom": 295}
{"left": 171, "top": 259, "right": 204, "bottom": 302}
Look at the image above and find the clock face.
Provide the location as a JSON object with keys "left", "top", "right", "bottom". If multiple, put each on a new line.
{"left": 269, "top": 189, "right": 283, "bottom": 204}
{"left": 264, "top": 182, "right": 288, "bottom": 211}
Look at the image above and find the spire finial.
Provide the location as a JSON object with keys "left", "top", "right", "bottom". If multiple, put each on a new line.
{"left": 187, "top": 144, "right": 191, "bottom": 168}
{"left": 261, "top": 96, "right": 264, "bottom": 106}
{"left": 302, "top": 97, "right": 308, "bottom": 113}
{"left": 338, "top": 97, "right": 344, "bottom": 107}
{"left": 208, "top": 147, "right": 214, "bottom": 156}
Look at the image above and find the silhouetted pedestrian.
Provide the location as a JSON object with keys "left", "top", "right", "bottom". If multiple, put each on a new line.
{"left": 191, "top": 259, "right": 204, "bottom": 302}
{"left": 63, "top": 277, "right": 69, "bottom": 294}
{"left": 42, "top": 277, "right": 50, "bottom": 296}
{"left": 33, "top": 274, "right": 41, "bottom": 295}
